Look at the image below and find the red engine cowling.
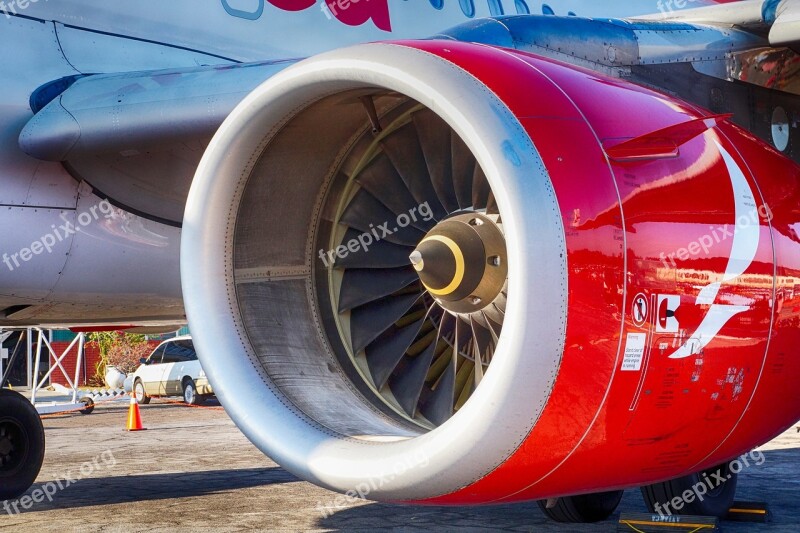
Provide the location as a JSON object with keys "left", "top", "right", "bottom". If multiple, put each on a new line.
{"left": 182, "top": 40, "right": 800, "bottom": 504}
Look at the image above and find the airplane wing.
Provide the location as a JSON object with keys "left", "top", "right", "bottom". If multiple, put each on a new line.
{"left": 637, "top": 0, "right": 800, "bottom": 47}
{"left": 19, "top": 60, "right": 298, "bottom": 223}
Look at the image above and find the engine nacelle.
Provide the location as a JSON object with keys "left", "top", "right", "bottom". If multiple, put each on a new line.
{"left": 182, "top": 41, "right": 800, "bottom": 504}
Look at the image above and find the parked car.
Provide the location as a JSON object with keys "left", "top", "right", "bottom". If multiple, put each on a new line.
{"left": 130, "top": 336, "right": 213, "bottom": 405}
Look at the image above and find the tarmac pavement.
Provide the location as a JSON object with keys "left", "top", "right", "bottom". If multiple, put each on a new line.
{"left": 1, "top": 397, "right": 798, "bottom": 532}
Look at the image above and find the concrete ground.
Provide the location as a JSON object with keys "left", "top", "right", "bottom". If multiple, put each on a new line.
{"left": 2, "top": 397, "right": 798, "bottom": 532}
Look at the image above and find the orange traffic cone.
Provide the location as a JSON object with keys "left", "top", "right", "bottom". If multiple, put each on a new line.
{"left": 125, "top": 393, "right": 146, "bottom": 431}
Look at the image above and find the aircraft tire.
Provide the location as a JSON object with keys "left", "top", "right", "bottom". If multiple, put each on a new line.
{"left": 0, "top": 389, "right": 45, "bottom": 500}
{"left": 538, "top": 490, "right": 624, "bottom": 523}
{"left": 641, "top": 462, "right": 738, "bottom": 518}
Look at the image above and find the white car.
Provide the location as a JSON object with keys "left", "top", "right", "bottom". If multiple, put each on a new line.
{"left": 130, "top": 336, "right": 213, "bottom": 405}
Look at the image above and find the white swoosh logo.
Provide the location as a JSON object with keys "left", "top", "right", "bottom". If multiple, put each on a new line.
{"left": 669, "top": 140, "right": 759, "bottom": 359}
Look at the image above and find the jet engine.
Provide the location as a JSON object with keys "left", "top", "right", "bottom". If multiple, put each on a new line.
{"left": 181, "top": 41, "right": 800, "bottom": 504}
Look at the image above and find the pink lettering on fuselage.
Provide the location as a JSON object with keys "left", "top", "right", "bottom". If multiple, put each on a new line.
{"left": 266, "top": 0, "right": 315, "bottom": 10}
{"left": 266, "top": 0, "right": 391, "bottom": 31}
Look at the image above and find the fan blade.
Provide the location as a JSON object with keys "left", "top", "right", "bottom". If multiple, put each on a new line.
{"left": 482, "top": 299, "right": 505, "bottom": 326}
{"left": 397, "top": 305, "right": 427, "bottom": 329}
{"left": 390, "top": 335, "right": 439, "bottom": 416}
{"left": 427, "top": 343, "right": 453, "bottom": 382}
{"left": 420, "top": 350, "right": 456, "bottom": 426}
{"left": 339, "top": 189, "right": 425, "bottom": 246}
{"left": 412, "top": 110, "right": 459, "bottom": 213}
{"left": 486, "top": 191, "right": 499, "bottom": 215}
{"left": 451, "top": 133, "right": 475, "bottom": 210}
{"left": 480, "top": 311, "right": 500, "bottom": 344}
{"left": 484, "top": 314, "right": 504, "bottom": 343}
{"left": 471, "top": 318, "right": 493, "bottom": 386}
{"left": 356, "top": 154, "right": 432, "bottom": 232}
{"left": 454, "top": 317, "right": 472, "bottom": 358}
{"left": 470, "top": 319, "right": 493, "bottom": 365}
{"left": 350, "top": 293, "right": 420, "bottom": 354}
{"left": 338, "top": 267, "right": 419, "bottom": 313}
{"left": 407, "top": 325, "right": 436, "bottom": 356}
{"left": 391, "top": 305, "right": 441, "bottom": 414}
{"left": 455, "top": 354, "right": 473, "bottom": 392}
{"left": 333, "top": 229, "right": 414, "bottom": 269}
{"left": 472, "top": 164, "right": 491, "bottom": 210}
{"left": 455, "top": 360, "right": 476, "bottom": 411}
{"left": 381, "top": 123, "right": 447, "bottom": 220}
{"left": 366, "top": 318, "right": 425, "bottom": 389}
{"left": 437, "top": 314, "right": 467, "bottom": 352}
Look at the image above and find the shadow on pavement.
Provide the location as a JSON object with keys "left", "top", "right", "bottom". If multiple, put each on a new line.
{"left": 8, "top": 467, "right": 298, "bottom": 514}
{"left": 317, "top": 447, "right": 800, "bottom": 532}
{"left": 317, "top": 501, "right": 551, "bottom": 532}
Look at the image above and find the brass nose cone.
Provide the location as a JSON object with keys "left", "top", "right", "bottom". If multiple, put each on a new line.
{"left": 412, "top": 213, "right": 506, "bottom": 312}
{"left": 413, "top": 236, "right": 463, "bottom": 297}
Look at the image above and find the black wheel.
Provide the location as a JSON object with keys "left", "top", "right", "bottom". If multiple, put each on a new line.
{"left": 0, "top": 389, "right": 45, "bottom": 500}
{"left": 133, "top": 379, "right": 150, "bottom": 405}
{"left": 183, "top": 379, "right": 202, "bottom": 405}
{"left": 79, "top": 397, "right": 94, "bottom": 415}
{"left": 641, "top": 462, "right": 738, "bottom": 518}
{"left": 538, "top": 490, "right": 624, "bottom": 523}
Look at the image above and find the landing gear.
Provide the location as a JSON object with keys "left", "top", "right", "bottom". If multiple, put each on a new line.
{"left": 538, "top": 490, "right": 625, "bottom": 523}
{"left": 641, "top": 462, "right": 738, "bottom": 518}
{"left": 0, "top": 389, "right": 45, "bottom": 500}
